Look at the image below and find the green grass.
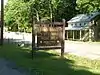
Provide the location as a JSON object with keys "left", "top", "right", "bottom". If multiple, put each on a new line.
{"left": 0, "top": 43, "right": 100, "bottom": 75}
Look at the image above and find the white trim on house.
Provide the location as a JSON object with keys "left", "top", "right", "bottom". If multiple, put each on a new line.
{"left": 65, "top": 27, "right": 89, "bottom": 30}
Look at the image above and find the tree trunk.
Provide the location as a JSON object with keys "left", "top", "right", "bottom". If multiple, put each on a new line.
{"left": 0, "top": 0, "right": 4, "bottom": 45}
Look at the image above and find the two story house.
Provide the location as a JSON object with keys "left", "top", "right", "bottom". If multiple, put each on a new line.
{"left": 65, "top": 11, "right": 100, "bottom": 41}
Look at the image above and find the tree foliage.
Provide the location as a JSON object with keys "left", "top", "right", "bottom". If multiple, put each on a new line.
{"left": 5, "top": 0, "right": 31, "bottom": 32}
{"left": 77, "top": 0, "right": 100, "bottom": 14}
{"left": 4, "top": 0, "right": 77, "bottom": 32}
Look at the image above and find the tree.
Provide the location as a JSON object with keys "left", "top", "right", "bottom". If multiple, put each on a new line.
{"left": 5, "top": 0, "right": 77, "bottom": 32}
{"left": 54, "top": 0, "right": 77, "bottom": 21}
{"left": 0, "top": 0, "right": 4, "bottom": 45}
{"left": 77, "top": 0, "right": 100, "bottom": 14}
{"left": 5, "top": 0, "right": 31, "bottom": 32}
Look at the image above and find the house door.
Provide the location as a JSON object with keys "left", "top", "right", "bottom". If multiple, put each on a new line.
{"left": 74, "top": 30, "right": 80, "bottom": 40}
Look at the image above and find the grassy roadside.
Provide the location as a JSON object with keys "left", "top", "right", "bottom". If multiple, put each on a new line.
{"left": 0, "top": 43, "right": 100, "bottom": 75}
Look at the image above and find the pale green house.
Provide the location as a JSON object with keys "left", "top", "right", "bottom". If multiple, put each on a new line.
{"left": 65, "top": 11, "right": 100, "bottom": 41}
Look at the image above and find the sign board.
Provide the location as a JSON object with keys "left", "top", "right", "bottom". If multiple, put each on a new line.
{"left": 32, "top": 19, "right": 65, "bottom": 58}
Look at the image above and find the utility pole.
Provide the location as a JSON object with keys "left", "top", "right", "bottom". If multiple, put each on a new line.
{"left": 0, "top": 0, "right": 4, "bottom": 45}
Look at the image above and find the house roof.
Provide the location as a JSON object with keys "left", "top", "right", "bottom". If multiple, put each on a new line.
{"left": 67, "top": 11, "right": 100, "bottom": 23}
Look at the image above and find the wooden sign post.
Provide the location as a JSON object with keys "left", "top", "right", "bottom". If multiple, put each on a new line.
{"left": 32, "top": 19, "right": 65, "bottom": 59}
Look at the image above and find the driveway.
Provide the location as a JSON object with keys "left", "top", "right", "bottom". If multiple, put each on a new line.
{"left": 65, "top": 40, "right": 100, "bottom": 60}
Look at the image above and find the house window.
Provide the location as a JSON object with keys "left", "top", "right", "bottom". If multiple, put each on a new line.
{"left": 91, "top": 14, "right": 93, "bottom": 16}
{"left": 73, "top": 24, "right": 75, "bottom": 26}
{"left": 91, "top": 21, "right": 93, "bottom": 24}
{"left": 84, "top": 23, "right": 86, "bottom": 25}
{"left": 71, "top": 24, "right": 73, "bottom": 26}
{"left": 75, "top": 23, "right": 77, "bottom": 26}
{"left": 80, "top": 23, "right": 81, "bottom": 26}
{"left": 88, "top": 16, "right": 91, "bottom": 18}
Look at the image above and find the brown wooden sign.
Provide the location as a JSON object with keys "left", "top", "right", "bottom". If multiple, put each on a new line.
{"left": 32, "top": 19, "right": 65, "bottom": 58}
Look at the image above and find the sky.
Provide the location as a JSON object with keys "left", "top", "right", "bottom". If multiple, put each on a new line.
{"left": 0, "top": 0, "right": 8, "bottom": 10}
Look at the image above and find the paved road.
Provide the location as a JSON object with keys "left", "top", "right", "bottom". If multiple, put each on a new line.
{"left": 0, "top": 58, "right": 29, "bottom": 75}
{"left": 65, "top": 41, "right": 100, "bottom": 60}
